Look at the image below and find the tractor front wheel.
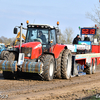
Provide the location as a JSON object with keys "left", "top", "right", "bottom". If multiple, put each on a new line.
{"left": 42, "top": 55, "right": 55, "bottom": 81}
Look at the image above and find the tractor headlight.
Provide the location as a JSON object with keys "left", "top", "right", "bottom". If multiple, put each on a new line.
{"left": 21, "top": 47, "right": 32, "bottom": 57}
{"left": 27, "top": 53, "right": 31, "bottom": 57}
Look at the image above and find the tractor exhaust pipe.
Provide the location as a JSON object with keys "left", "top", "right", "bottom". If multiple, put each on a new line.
{"left": 20, "top": 23, "right": 23, "bottom": 53}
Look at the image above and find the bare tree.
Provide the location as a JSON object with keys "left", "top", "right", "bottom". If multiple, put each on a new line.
{"left": 58, "top": 27, "right": 73, "bottom": 44}
{"left": 57, "top": 34, "right": 66, "bottom": 44}
{"left": 86, "top": 5, "right": 100, "bottom": 25}
{"left": 0, "top": 36, "right": 15, "bottom": 45}
{"left": 64, "top": 27, "right": 73, "bottom": 44}
{"left": 86, "top": 5, "right": 100, "bottom": 38}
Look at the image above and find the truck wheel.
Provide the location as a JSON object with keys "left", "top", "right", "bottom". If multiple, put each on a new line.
{"left": 61, "top": 49, "right": 72, "bottom": 79}
{"left": 92, "top": 59, "right": 97, "bottom": 74}
{"left": 73, "top": 63, "right": 79, "bottom": 76}
{"left": 55, "top": 52, "right": 62, "bottom": 79}
{"left": 3, "top": 71, "right": 17, "bottom": 79}
{"left": 42, "top": 55, "right": 55, "bottom": 81}
{"left": 8, "top": 52, "right": 15, "bottom": 61}
{"left": 1, "top": 51, "right": 5, "bottom": 59}
{"left": 3, "top": 51, "right": 10, "bottom": 60}
{"left": 85, "top": 60, "right": 93, "bottom": 74}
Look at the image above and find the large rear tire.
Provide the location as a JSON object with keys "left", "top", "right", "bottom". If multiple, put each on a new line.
{"left": 55, "top": 52, "right": 62, "bottom": 79}
{"left": 61, "top": 49, "right": 72, "bottom": 79}
{"left": 42, "top": 55, "right": 55, "bottom": 81}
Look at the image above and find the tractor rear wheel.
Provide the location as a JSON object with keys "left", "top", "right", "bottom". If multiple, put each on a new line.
{"left": 55, "top": 51, "right": 62, "bottom": 79}
{"left": 42, "top": 54, "right": 55, "bottom": 81}
{"left": 61, "top": 49, "right": 72, "bottom": 79}
{"left": 3, "top": 71, "right": 17, "bottom": 79}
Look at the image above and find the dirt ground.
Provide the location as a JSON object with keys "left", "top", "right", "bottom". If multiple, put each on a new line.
{"left": 0, "top": 65, "right": 100, "bottom": 100}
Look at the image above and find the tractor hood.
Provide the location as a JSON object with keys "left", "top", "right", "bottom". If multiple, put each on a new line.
{"left": 21, "top": 42, "right": 42, "bottom": 49}
{"left": 21, "top": 42, "right": 42, "bottom": 59}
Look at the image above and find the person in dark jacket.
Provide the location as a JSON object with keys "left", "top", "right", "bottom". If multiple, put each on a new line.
{"left": 73, "top": 34, "right": 81, "bottom": 44}
{"left": 84, "top": 35, "right": 90, "bottom": 41}
{"left": 38, "top": 31, "right": 46, "bottom": 43}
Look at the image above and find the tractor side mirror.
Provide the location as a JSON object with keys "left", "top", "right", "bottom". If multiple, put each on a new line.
{"left": 56, "top": 29, "right": 61, "bottom": 35}
{"left": 14, "top": 28, "right": 17, "bottom": 34}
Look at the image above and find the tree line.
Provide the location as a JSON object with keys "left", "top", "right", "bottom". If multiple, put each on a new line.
{"left": 0, "top": 36, "right": 15, "bottom": 45}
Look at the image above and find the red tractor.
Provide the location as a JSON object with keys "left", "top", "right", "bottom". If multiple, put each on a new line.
{"left": 0, "top": 21, "right": 72, "bottom": 81}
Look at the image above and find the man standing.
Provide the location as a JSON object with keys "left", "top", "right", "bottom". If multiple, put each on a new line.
{"left": 73, "top": 34, "right": 81, "bottom": 44}
{"left": 84, "top": 35, "right": 90, "bottom": 41}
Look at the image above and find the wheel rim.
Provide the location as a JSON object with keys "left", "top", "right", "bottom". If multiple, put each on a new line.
{"left": 49, "top": 61, "right": 54, "bottom": 77}
{"left": 66, "top": 53, "right": 71, "bottom": 77}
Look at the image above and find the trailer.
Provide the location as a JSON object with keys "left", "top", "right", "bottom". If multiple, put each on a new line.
{"left": 0, "top": 22, "right": 100, "bottom": 80}
{"left": 66, "top": 26, "right": 100, "bottom": 76}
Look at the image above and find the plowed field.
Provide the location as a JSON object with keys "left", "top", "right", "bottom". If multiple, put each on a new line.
{"left": 0, "top": 65, "right": 100, "bottom": 100}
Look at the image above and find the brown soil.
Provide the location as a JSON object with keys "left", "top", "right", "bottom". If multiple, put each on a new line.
{"left": 0, "top": 65, "right": 100, "bottom": 100}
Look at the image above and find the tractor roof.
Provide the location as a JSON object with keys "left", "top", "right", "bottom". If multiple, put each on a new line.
{"left": 27, "top": 24, "right": 55, "bottom": 29}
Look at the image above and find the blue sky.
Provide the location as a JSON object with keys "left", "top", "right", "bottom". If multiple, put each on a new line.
{"left": 0, "top": 0, "right": 99, "bottom": 39}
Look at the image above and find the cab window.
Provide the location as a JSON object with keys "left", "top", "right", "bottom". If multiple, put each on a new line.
{"left": 50, "top": 29, "right": 56, "bottom": 45}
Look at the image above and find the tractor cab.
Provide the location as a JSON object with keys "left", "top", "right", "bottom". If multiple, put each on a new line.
{"left": 13, "top": 21, "right": 61, "bottom": 59}
{"left": 25, "top": 22, "right": 60, "bottom": 53}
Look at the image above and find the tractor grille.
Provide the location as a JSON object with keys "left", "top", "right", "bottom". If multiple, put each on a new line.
{"left": 21, "top": 47, "right": 32, "bottom": 57}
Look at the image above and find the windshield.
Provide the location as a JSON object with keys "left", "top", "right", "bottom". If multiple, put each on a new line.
{"left": 25, "top": 28, "right": 49, "bottom": 44}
